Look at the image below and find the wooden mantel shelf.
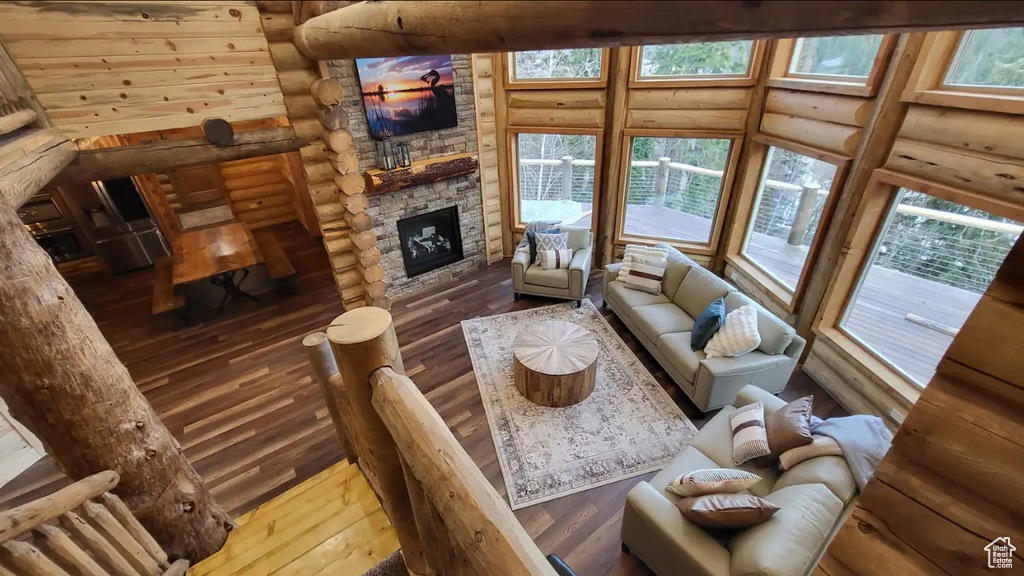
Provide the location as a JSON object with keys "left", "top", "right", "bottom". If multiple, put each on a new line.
{"left": 363, "top": 152, "right": 478, "bottom": 196}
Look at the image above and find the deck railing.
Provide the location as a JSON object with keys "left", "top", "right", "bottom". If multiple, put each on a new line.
{"left": 305, "top": 308, "right": 558, "bottom": 576}
{"left": 0, "top": 471, "right": 188, "bottom": 576}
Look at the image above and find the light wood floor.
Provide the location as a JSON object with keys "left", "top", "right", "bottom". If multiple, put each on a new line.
{"left": 1, "top": 221, "right": 846, "bottom": 576}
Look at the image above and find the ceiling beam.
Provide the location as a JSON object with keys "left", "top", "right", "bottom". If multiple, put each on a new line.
{"left": 294, "top": 1, "right": 1024, "bottom": 59}
{"left": 54, "top": 127, "right": 303, "bottom": 184}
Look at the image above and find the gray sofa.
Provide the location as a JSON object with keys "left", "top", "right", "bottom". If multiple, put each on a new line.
{"left": 603, "top": 245, "right": 805, "bottom": 412}
{"left": 512, "top": 228, "right": 593, "bottom": 306}
{"left": 621, "top": 385, "right": 856, "bottom": 576}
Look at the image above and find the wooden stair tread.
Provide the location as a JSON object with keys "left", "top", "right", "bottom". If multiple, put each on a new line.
{"left": 188, "top": 462, "right": 395, "bottom": 576}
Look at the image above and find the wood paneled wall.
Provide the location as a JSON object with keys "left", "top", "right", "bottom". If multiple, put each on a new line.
{"left": 471, "top": 54, "right": 504, "bottom": 264}
{"left": 0, "top": 1, "right": 287, "bottom": 138}
{"left": 219, "top": 155, "right": 299, "bottom": 229}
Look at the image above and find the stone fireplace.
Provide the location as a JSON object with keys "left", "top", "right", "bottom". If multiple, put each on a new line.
{"left": 397, "top": 206, "right": 464, "bottom": 277}
{"left": 329, "top": 54, "right": 486, "bottom": 299}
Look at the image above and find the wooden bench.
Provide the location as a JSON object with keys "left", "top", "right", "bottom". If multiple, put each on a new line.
{"left": 152, "top": 257, "right": 185, "bottom": 315}
{"left": 253, "top": 230, "right": 296, "bottom": 279}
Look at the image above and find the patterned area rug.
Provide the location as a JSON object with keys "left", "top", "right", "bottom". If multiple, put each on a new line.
{"left": 462, "top": 299, "right": 697, "bottom": 509}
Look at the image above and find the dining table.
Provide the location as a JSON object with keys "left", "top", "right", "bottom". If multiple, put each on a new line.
{"left": 171, "top": 221, "right": 265, "bottom": 313}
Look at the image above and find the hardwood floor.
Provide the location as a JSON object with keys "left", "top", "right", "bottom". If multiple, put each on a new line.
{"left": 0, "top": 222, "right": 846, "bottom": 576}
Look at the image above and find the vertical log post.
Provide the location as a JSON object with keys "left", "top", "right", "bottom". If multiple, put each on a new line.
{"left": 559, "top": 155, "right": 573, "bottom": 201}
{"left": 0, "top": 202, "right": 230, "bottom": 562}
{"left": 325, "top": 307, "right": 428, "bottom": 576}
{"left": 653, "top": 156, "right": 671, "bottom": 207}
{"left": 302, "top": 332, "right": 357, "bottom": 463}
{"left": 788, "top": 182, "right": 820, "bottom": 246}
{"left": 400, "top": 456, "right": 445, "bottom": 576}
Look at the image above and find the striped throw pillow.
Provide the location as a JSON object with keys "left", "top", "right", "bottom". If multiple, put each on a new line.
{"left": 539, "top": 249, "right": 573, "bottom": 270}
{"left": 779, "top": 435, "right": 844, "bottom": 471}
{"left": 730, "top": 402, "right": 770, "bottom": 465}
{"left": 617, "top": 245, "right": 669, "bottom": 281}
{"left": 620, "top": 255, "right": 667, "bottom": 294}
{"left": 666, "top": 468, "right": 761, "bottom": 497}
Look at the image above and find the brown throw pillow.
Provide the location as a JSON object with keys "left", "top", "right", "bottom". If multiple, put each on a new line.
{"left": 765, "top": 396, "right": 814, "bottom": 456}
{"left": 675, "top": 494, "right": 780, "bottom": 529}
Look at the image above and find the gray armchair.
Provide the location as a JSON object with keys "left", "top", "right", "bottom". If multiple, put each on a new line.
{"left": 512, "top": 228, "right": 593, "bottom": 306}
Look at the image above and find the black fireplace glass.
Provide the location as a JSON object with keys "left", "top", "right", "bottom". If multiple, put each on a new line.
{"left": 397, "top": 206, "right": 464, "bottom": 277}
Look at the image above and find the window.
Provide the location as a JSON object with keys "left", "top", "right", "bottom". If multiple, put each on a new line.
{"left": 508, "top": 49, "right": 606, "bottom": 87}
{"left": 620, "top": 136, "right": 734, "bottom": 246}
{"left": 945, "top": 27, "right": 1024, "bottom": 89}
{"left": 513, "top": 131, "right": 598, "bottom": 229}
{"left": 790, "top": 35, "right": 885, "bottom": 78}
{"left": 634, "top": 41, "right": 760, "bottom": 85}
{"left": 770, "top": 35, "right": 894, "bottom": 96}
{"left": 840, "top": 188, "right": 1022, "bottom": 386}
{"left": 741, "top": 146, "right": 838, "bottom": 292}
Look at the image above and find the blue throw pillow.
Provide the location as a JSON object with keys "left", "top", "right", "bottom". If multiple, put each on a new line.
{"left": 691, "top": 297, "right": 726, "bottom": 351}
{"left": 527, "top": 229, "right": 560, "bottom": 264}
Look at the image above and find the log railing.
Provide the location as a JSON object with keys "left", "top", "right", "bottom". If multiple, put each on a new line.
{"left": 306, "top": 307, "right": 558, "bottom": 576}
{"left": 0, "top": 471, "right": 189, "bottom": 576}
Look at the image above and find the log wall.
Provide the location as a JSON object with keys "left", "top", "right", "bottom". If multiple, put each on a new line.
{"left": 0, "top": 1, "right": 287, "bottom": 138}
{"left": 471, "top": 55, "right": 504, "bottom": 264}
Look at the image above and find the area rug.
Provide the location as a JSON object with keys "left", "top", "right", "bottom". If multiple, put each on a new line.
{"left": 462, "top": 299, "right": 697, "bottom": 509}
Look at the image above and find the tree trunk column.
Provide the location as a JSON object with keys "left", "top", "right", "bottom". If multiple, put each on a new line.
{"left": 0, "top": 201, "right": 230, "bottom": 562}
{"left": 559, "top": 155, "right": 573, "bottom": 201}
{"left": 653, "top": 156, "right": 671, "bottom": 207}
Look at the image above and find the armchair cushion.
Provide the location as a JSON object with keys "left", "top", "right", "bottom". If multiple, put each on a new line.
{"left": 565, "top": 227, "right": 593, "bottom": 251}
{"left": 524, "top": 266, "right": 569, "bottom": 289}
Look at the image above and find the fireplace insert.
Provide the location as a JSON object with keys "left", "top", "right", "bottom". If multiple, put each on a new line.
{"left": 397, "top": 205, "right": 464, "bottom": 277}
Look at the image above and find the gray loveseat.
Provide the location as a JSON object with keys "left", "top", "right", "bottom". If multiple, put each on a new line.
{"left": 621, "top": 385, "right": 856, "bottom": 576}
{"left": 603, "top": 245, "right": 805, "bottom": 411}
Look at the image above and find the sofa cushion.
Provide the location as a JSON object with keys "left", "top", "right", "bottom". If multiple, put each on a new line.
{"left": 687, "top": 406, "right": 778, "bottom": 497}
{"left": 730, "top": 484, "right": 844, "bottom": 576}
{"left": 772, "top": 455, "right": 857, "bottom": 505}
{"left": 724, "top": 291, "right": 796, "bottom": 355}
{"left": 657, "top": 332, "right": 705, "bottom": 383}
{"left": 633, "top": 303, "right": 696, "bottom": 338}
{"left": 649, "top": 446, "right": 721, "bottom": 501}
{"left": 673, "top": 267, "right": 733, "bottom": 319}
{"left": 524, "top": 266, "right": 569, "bottom": 289}
{"left": 655, "top": 243, "right": 696, "bottom": 298}
{"left": 606, "top": 281, "right": 670, "bottom": 313}
{"left": 564, "top": 227, "right": 592, "bottom": 251}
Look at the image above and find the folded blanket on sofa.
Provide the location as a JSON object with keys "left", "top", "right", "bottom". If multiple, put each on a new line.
{"left": 810, "top": 415, "right": 892, "bottom": 491}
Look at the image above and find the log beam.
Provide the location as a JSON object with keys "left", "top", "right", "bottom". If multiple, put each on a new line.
{"left": 365, "top": 153, "right": 479, "bottom": 196}
{"left": 294, "top": 1, "right": 1024, "bottom": 59}
{"left": 0, "top": 200, "right": 231, "bottom": 561}
{"left": 54, "top": 128, "right": 303, "bottom": 184}
{"left": 0, "top": 132, "right": 76, "bottom": 208}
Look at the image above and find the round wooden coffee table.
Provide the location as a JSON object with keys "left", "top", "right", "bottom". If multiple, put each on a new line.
{"left": 513, "top": 320, "right": 598, "bottom": 407}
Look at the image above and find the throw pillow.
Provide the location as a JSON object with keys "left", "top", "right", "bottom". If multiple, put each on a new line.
{"left": 779, "top": 435, "right": 843, "bottom": 471}
{"left": 765, "top": 395, "right": 814, "bottom": 456}
{"left": 620, "top": 255, "right": 668, "bottom": 294}
{"left": 730, "top": 402, "right": 770, "bottom": 465}
{"left": 539, "top": 248, "right": 573, "bottom": 270}
{"left": 675, "top": 494, "right": 780, "bottom": 529}
{"left": 533, "top": 232, "right": 569, "bottom": 266}
{"left": 526, "top": 229, "right": 561, "bottom": 264}
{"left": 666, "top": 468, "right": 761, "bottom": 497}
{"left": 704, "top": 305, "right": 761, "bottom": 359}
{"left": 691, "top": 297, "right": 726, "bottom": 351}
{"left": 617, "top": 245, "right": 670, "bottom": 281}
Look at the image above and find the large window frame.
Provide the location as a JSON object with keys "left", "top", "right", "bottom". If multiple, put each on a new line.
{"left": 904, "top": 30, "right": 1024, "bottom": 115}
{"left": 816, "top": 168, "right": 1024, "bottom": 405}
{"left": 628, "top": 41, "right": 767, "bottom": 88}
{"left": 506, "top": 126, "right": 604, "bottom": 235}
{"left": 505, "top": 48, "right": 610, "bottom": 90}
{"left": 614, "top": 129, "right": 743, "bottom": 255}
{"left": 725, "top": 134, "right": 850, "bottom": 312}
{"left": 768, "top": 35, "right": 898, "bottom": 97}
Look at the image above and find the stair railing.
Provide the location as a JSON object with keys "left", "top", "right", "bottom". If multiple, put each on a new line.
{"left": 305, "top": 307, "right": 558, "bottom": 576}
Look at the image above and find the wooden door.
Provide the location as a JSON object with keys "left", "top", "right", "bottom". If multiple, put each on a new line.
{"left": 168, "top": 165, "right": 227, "bottom": 207}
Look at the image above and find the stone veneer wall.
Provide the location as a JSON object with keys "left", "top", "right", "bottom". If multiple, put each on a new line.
{"left": 327, "top": 55, "right": 486, "bottom": 299}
